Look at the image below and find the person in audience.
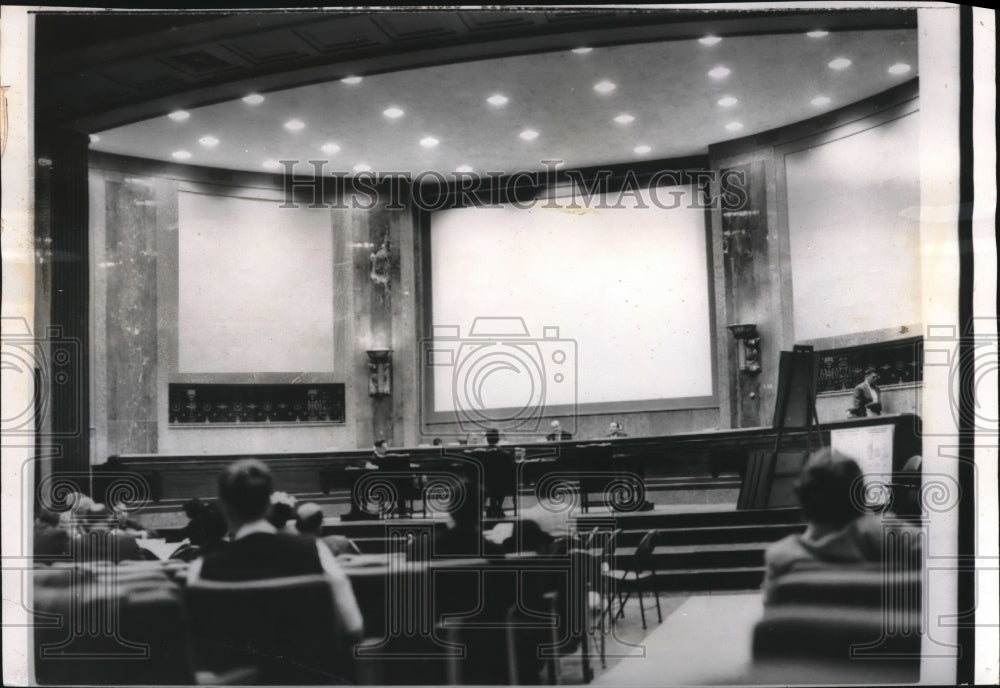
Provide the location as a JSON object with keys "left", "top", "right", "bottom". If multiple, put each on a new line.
{"left": 187, "top": 458, "right": 364, "bottom": 639}
{"left": 295, "top": 502, "right": 362, "bottom": 556}
{"left": 267, "top": 491, "right": 298, "bottom": 532}
{"left": 72, "top": 502, "right": 146, "bottom": 562}
{"left": 181, "top": 499, "right": 228, "bottom": 551}
{"left": 546, "top": 419, "right": 573, "bottom": 441}
{"left": 483, "top": 427, "right": 516, "bottom": 518}
{"left": 607, "top": 420, "right": 628, "bottom": 438}
{"left": 848, "top": 367, "right": 883, "bottom": 417}
{"left": 762, "top": 448, "right": 921, "bottom": 603}
{"left": 58, "top": 490, "right": 95, "bottom": 533}
{"left": 418, "top": 476, "right": 503, "bottom": 559}
{"left": 34, "top": 508, "right": 70, "bottom": 559}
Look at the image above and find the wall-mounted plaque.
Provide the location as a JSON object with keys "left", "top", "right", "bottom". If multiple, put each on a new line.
{"left": 168, "top": 383, "right": 345, "bottom": 424}
{"left": 815, "top": 337, "right": 922, "bottom": 394}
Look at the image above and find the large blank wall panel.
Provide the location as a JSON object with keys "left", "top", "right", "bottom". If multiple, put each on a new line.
{"left": 177, "top": 191, "right": 335, "bottom": 373}
{"left": 786, "top": 112, "right": 921, "bottom": 341}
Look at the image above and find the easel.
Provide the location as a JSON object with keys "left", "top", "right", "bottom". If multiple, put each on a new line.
{"left": 738, "top": 346, "right": 823, "bottom": 509}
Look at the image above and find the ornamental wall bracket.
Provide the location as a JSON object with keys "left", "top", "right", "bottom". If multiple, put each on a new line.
{"left": 369, "top": 240, "right": 392, "bottom": 292}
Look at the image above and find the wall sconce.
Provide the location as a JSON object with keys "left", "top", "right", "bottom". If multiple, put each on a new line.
{"left": 728, "top": 323, "right": 761, "bottom": 374}
{"left": 366, "top": 349, "right": 393, "bottom": 397}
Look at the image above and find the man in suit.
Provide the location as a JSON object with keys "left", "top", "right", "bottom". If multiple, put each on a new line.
{"left": 187, "top": 459, "right": 363, "bottom": 639}
{"left": 607, "top": 420, "right": 628, "bottom": 438}
{"left": 545, "top": 419, "right": 573, "bottom": 441}
{"left": 848, "top": 367, "right": 883, "bottom": 417}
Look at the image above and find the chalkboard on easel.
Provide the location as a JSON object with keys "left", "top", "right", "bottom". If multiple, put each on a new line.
{"left": 738, "top": 346, "right": 821, "bottom": 509}
{"left": 772, "top": 347, "right": 819, "bottom": 429}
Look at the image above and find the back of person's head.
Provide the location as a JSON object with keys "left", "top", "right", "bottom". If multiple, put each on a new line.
{"left": 795, "top": 449, "right": 865, "bottom": 529}
{"left": 198, "top": 501, "right": 229, "bottom": 548}
{"left": 485, "top": 428, "right": 500, "bottom": 446}
{"left": 218, "top": 458, "right": 274, "bottom": 525}
{"left": 266, "top": 491, "right": 297, "bottom": 530}
{"left": 267, "top": 502, "right": 295, "bottom": 530}
{"left": 183, "top": 497, "right": 205, "bottom": 520}
{"left": 295, "top": 502, "right": 325, "bottom": 536}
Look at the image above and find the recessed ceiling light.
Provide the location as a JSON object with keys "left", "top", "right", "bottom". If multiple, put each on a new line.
{"left": 613, "top": 113, "right": 635, "bottom": 125}
{"left": 633, "top": 144, "right": 652, "bottom": 155}
{"left": 168, "top": 110, "right": 190, "bottom": 122}
{"left": 717, "top": 96, "right": 738, "bottom": 107}
{"left": 811, "top": 95, "right": 832, "bottom": 106}
{"left": 341, "top": 75, "right": 363, "bottom": 85}
{"left": 725, "top": 121, "right": 744, "bottom": 132}
{"left": 519, "top": 129, "right": 539, "bottom": 141}
{"left": 455, "top": 165, "right": 474, "bottom": 173}
{"left": 708, "top": 66, "right": 731, "bottom": 79}
{"left": 383, "top": 107, "right": 405, "bottom": 119}
{"left": 806, "top": 30, "right": 829, "bottom": 38}
{"left": 199, "top": 136, "right": 219, "bottom": 148}
{"left": 321, "top": 143, "right": 341, "bottom": 155}
{"left": 593, "top": 80, "right": 617, "bottom": 94}
{"left": 572, "top": 46, "right": 593, "bottom": 54}
{"left": 353, "top": 163, "right": 372, "bottom": 173}
{"left": 284, "top": 119, "right": 305, "bottom": 131}
{"left": 172, "top": 150, "right": 192, "bottom": 160}
{"left": 89, "top": 134, "right": 100, "bottom": 143}
{"left": 699, "top": 35, "right": 722, "bottom": 46}
{"left": 262, "top": 159, "right": 282, "bottom": 170}
{"left": 420, "top": 136, "right": 440, "bottom": 148}
{"left": 828, "top": 57, "right": 852, "bottom": 70}
{"left": 486, "top": 94, "right": 509, "bottom": 106}
{"left": 242, "top": 93, "right": 265, "bottom": 105}
{"left": 888, "top": 63, "right": 912, "bottom": 75}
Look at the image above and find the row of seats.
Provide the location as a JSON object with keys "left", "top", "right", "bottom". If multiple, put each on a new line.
{"left": 32, "top": 532, "right": 667, "bottom": 686}
{"left": 752, "top": 565, "right": 922, "bottom": 681}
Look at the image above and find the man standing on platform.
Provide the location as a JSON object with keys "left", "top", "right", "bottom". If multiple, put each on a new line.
{"left": 848, "top": 367, "right": 883, "bottom": 417}
{"left": 188, "top": 458, "right": 364, "bottom": 639}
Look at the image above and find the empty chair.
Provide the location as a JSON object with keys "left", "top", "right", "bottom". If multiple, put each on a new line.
{"left": 602, "top": 529, "right": 662, "bottom": 629}
{"left": 184, "top": 574, "right": 353, "bottom": 685}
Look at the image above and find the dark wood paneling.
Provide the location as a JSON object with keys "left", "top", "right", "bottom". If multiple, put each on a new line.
{"left": 39, "top": 129, "right": 91, "bottom": 474}
{"left": 112, "top": 413, "right": 921, "bottom": 506}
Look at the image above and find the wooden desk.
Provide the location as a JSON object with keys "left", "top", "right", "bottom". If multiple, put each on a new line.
{"left": 103, "top": 414, "right": 921, "bottom": 512}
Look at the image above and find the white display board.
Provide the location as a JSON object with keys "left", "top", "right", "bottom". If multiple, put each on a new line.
{"left": 830, "top": 423, "right": 895, "bottom": 504}
{"left": 429, "top": 184, "right": 713, "bottom": 412}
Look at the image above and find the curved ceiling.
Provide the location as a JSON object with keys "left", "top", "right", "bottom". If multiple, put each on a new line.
{"left": 90, "top": 27, "right": 917, "bottom": 176}
{"left": 35, "top": 9, "right": 917, "bottom": 176}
